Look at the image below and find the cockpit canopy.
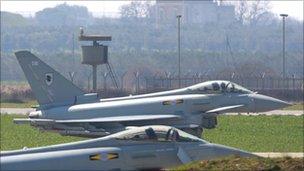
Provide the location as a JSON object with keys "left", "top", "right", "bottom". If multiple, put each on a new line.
{"left": 113, "top": 126, "right": 205, "bottom": 143}
{"left": 188, "top": 80, "right": 253, "bottom": 94}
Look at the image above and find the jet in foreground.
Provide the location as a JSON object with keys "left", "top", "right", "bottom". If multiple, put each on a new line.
{"left": 14, "top": 51, "right": 290, "bottom": 137}
{"left": 1, "top": 125, "right": 256, "bottom": 170}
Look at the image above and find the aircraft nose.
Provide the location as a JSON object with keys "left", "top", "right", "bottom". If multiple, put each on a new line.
{"left": 250, "top": 94, "right": 291, "bottom": 112}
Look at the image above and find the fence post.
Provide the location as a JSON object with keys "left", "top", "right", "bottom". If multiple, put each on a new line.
{"left": 103, "top": 72, "right": 108, "bottom": 93}
{"left": 292, "top": 74, "right": 296, "bottom": 91}
{"left": 144, "top": 77, "right": 148, "bottom": 93}
{"left": 231, "top": 72, "right": 235, "bottom": 80}
{"left": 87, "top": 75, "right": 91, "bottom": 92}
{"left": 120, "top": 72, "right": 127, "bottom": 92}
{"left": 134, "top": 72, "right": 139, "bottom": 94}
{"left": 86, "top": 71, "right": 92, "bottom": 92}
{"left": 261, "top": 73, "right": 265, "bottom": 90}
{"left": 165, "top": 72, "right": 171, "bottom": 89}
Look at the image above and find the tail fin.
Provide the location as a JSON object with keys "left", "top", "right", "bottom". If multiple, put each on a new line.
{"left": 15, "top": 51, "right": 84, "bottom": 107}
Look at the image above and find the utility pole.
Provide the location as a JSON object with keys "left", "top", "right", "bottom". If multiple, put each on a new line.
{"left": 280, "top": 14, "right": 288, "bottom": 89}
{"left": 177, "top": 15, "right": 182, "bottom": 88}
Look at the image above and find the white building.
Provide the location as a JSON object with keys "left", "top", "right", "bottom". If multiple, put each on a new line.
{"left": 155, "top": 0, "right": 235, "bottom": 25}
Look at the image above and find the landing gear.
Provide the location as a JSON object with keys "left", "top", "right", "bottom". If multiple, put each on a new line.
{"left": 197, "top": 127, "right": 203, "bottom": 138}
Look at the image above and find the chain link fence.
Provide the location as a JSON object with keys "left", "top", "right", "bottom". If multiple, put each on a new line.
{"left": 95, "top": 73, "right": 303, "bottom": 101}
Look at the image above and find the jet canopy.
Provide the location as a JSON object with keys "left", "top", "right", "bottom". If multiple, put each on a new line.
{"left": 188, "top": 80, "right": 253, "bottom": 94}
{"left": 113, "top": 126, "right": 205, "bottom": 143}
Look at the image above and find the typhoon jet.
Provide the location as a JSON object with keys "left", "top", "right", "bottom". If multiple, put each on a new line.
{"left": 13, "top": 51, "right": 290, "bottom": 137}
{"left": 0, "top": 125, "right": 256, "bottom": 170}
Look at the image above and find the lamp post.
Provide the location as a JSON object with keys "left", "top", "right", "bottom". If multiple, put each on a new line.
{"left": 177, "top": 15, "right": 182, "bottom": 88}
{"left": 280, "top": 14, "right": 288, "bottom": 88}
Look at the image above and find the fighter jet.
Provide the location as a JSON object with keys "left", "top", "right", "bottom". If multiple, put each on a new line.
{"left": 0, "top": 125, "right": 256, "bottom": 170}
{"left": 13, "top": 51, "right": 290, "bottom": 137}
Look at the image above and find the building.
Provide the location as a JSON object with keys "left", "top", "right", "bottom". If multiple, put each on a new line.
{"left": 155, "top": 0, "right": 235, "bottom": 25}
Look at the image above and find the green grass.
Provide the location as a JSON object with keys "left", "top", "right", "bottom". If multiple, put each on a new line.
{"left": 0, "top": 100, "right": 38, "bottom": 108}
{"left": 283, "top": 103, "right": 303, "bottom": 110}
{"left": 0, "top": 114, "right": 85, "bottom": 151}
{"left": 172, "top": 156, "right": 304, "bottom": 171}
{"left": 203, "top": 115, "right": 303, "bottom": 152}
{"left": 0, "top": 115, "right": 303, "bottom": 152}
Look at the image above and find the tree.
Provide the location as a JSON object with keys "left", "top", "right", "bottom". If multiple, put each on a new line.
{"left": 247, "top": 0, "right": 271, "bottom": 25}
{"left": 119, "top": 1, "right": 152, "bottom": 19}
{"left": 35, "top": 3, "right": 92, "bottom": 26}
{"left": 236, "top": 0, "right": 248, "bottom": 24}
{"left": 226, "top": 0, "right": 270, "bottom": 25}
{"left": 0, "top": 12, "right": 29, "bottom": 28}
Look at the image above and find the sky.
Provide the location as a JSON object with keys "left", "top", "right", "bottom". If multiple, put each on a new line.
{"left": 1, "top": 0, "right": 303, "bottom": 20}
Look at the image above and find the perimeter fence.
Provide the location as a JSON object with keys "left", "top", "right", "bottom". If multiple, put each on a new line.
{"left": 1, "top": 74, "right": 303, "bottom": 102}
{"left": 96, "top": 73, "right": 303, "bottom": 102}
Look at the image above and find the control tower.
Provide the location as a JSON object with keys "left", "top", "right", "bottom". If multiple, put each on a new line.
{"left": 78, "top": 28, "right": 118, "bottom": 92}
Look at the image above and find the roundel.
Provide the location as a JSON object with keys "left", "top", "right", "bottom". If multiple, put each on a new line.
{"left": 45, "top": 73, "right": 53, "bottom": 86}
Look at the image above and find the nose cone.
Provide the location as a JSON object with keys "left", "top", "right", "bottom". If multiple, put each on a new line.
{"left": 250, "top": 94, "right": 291, "bottom": 112}
{"left": 212, "top": 144, "right": 256, "bottom": 158}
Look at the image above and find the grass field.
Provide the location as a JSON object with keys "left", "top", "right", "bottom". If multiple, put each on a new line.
{"left": 172, "top": 156, "right": 304, "bottom": 171}
{"left": 283, "top": 103, "right": 303, "bottom": 110}
{"left": 0, "top": 115, "right": 85, "bottom": 151}
{"left": 0, "top": 114, "right": 302, "bottom": 152}
{"left": 203, "top": 115, "right": 303, "bottom": 152}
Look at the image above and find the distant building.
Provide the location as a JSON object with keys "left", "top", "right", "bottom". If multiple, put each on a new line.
{"left": 155, "top": 0, "right": 235, "bottom": 25}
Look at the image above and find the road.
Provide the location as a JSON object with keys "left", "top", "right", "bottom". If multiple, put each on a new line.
{"left": 0, "top": 108, "right": 303, "bottom": 115}
{"left": 1, "top": 108, "right": 35, "bottom": 115}
{"left": 253, "top": 152, "right": 304, "bottom": 158}
{"left": 226, "top": 110, "right": 303, "bottom": 116}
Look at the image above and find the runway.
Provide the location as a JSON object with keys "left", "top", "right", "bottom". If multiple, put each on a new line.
{"left": 0, "top": 108, "right": 35, "bottom": 115}
{"left": 0, "top": 108, "right": 303, "bottom": 115}
{"left": 253, "top": 152, "right": 304, "bottom": 158}
{"left": 226, "top": 110, "right": 303, "bottom": 116}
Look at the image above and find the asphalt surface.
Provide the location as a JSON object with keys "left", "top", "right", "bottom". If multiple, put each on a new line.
{"left": 226, "top": 110, "right": 303, "bottom": 116}
{"left": 0, "top": 108, "right": 303, "bottom": 115}
{"left": 253, "top": 152, "right": 304, "bottom": 158}
{"left": 1, "top": 108, "right": 35, "bottom": 115}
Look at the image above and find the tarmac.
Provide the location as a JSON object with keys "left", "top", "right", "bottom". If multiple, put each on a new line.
{"left": 226, "top": 110, "right": 303, "bottom": 116}
{"left": 253, "top": 152, "right": 304, "bottom": 158}
{"left": 1, "top": 108, "right": 35, "bottom": 115}
{"left": 0, "top": 108, "right": 303, "bottom": 116}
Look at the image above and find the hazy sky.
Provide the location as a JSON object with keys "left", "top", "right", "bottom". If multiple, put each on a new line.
{"left": 1, "top": 0, "right": 303, "bottom": 20}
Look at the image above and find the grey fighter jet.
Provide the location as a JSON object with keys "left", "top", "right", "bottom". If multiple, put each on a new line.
{"left": 13, "top": 51, "right": 290, "bottom": 137}
{"left": 0, "top": 125, "right": 256, "bottom": 171}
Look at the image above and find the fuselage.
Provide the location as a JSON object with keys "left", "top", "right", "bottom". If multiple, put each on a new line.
{"left": 44, "top": 94, "right": 251, "bottom": 120}
{"left": 14, "top": 52, "right": 291, "bottom": 138}
{"left": 1, "top": 126, "right": 255, "bottom": 170}
{"left": 22, "top": 80, "right": 290, "bottom": 137}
